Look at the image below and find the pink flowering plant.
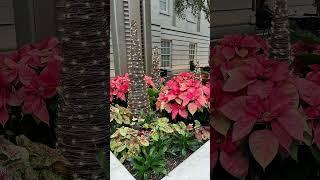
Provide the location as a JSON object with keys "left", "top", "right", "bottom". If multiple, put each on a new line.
{"left": 210, "top": 34, "right": 320, "bottom": 179}
{"left": 0, "top": 38, "right": 61, "bottom": 144}
{"left": 110, "top": 73, "right": 158, "bottom": 107}
{"left": 156, "top": 72, "right": 210, "bottom": 122}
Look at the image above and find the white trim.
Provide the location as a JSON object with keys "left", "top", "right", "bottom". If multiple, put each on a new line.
{"left": 159, "top": 0, "right": 170, "bottom": 15}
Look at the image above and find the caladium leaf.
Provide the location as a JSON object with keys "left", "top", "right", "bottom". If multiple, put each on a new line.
{"left": 249, "top": 130, "right": 279, "bottom": 170}
{"left": 220, "top": 151, "right": 249, "bottom": 180}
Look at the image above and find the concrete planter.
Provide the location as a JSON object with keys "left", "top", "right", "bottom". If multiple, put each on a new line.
{"left": 110, "top": 141, "right": 210, "bottom": 180}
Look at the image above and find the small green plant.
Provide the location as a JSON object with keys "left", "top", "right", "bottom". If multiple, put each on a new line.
{"left": 169, "top": 121, "right": 202, "bottom": 156}
{"left": 148, "top": 88, "right": 159, "bottom": 110}
{"left": 131, "top": 146, "right": 167, "bottom": 180}
{"left": 110, "top": 127, "right": 149, "bottom": 162}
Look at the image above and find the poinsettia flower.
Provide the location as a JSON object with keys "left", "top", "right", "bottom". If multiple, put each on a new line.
{"left": 22, "top": 61, "right": 60, "bottom": 124}
{"left": 144, "top": 75, "right": 155, "bottom": 88}
{"left": 211, "top": 35, "right": 269, "bottom": 71}
{"left": 0, "top": 55, "right": 37, "bottom": 85}
{"left": 211, "top": 129, "right": 249, "bottom": 179}
{"left": 110, "top": 73, "right": 156, "bottom": 102}
{"left": 156, "top": 72, "right": 209, "bottom": 119}
{"left": 19, "top": 37, "right": 61, "bottom": 67}
{"left": 223, "top": 57, "right": 290, "bottom": 95}
{"left": 219, "top": 82, "right": 304, "bottom": 151}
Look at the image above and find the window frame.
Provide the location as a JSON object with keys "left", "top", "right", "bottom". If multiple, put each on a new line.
{"left": 160, "top": 40, "right": 172, "bottom": 69}
{"left": 159, "top": 0, "right": 170, "bottom": 15}
{"left": 189, "top": 43, "right": 197, "bottom": 61}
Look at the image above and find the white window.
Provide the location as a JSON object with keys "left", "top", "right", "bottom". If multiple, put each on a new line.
{"left": 161, "top": 40, "right": 171, "bottom": 68}
{"left": 189, "top": 43, "right": 197, "bottom": 60}
{"left": 160, "top": 0, "right": 169, "bottom": 13}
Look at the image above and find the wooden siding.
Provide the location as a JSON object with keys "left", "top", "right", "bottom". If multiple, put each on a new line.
{"left": 0, "top": 0, "right": 16, "bottom": 51}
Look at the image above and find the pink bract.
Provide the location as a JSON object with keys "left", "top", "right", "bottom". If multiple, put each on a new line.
{"left": 110, "top": 73, "right": 156, "bottom": 102}
{"left": 156, "top": 72, "right": 209, "bottom": 120}
{"left": 0, "top": 37, "right": 61, "bottom": 126}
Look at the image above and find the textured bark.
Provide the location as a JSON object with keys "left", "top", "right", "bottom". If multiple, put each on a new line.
{"left": 127, "top": 20, "right": 150, "bottom": 118}
{"left": 152, "top": 46, "right": 162, "bottom": 89}
{"left": 269, "top": 0, "right": 292, "bottom": 62}
{"left": 55, "top": 1, "right": 109, "bottom": 178}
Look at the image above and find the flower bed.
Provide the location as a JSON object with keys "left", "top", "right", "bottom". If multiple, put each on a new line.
{"left": 211, "top": 34, "right": 320, "bottom": 179}
{"left": 110, "top": 72, "right": 210, "bottom": 180}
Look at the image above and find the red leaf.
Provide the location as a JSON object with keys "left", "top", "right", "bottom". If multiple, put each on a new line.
{"left": 271, "top": 121, "right": 292, "bottom": 152}
{"left": 33, "top": 99, "right": 49, "bottom": 124}
{"left": 222, "top": 47, "right": 236, "bottom": 60}
{"left": 188, "top": 102, "right": 198, "bottom": 115}
{"left": 179, "top": 108, "right": 188, "bottom": 119}
{"left": 295, "top": 78, "right": 320, "bottom": 106}
{"left": 277, "top": 109, "right": 305, "bottom": 141}
{"left": 223, "top": 66, "right": 256, "bottom": 92}
{"left": 232, "top": 118, "right": 256, "bottom": 142}
{"left": 211, "top": 150, "right": 218, "bottom": 170}
{"left": 249, "top": 130, "right": 279, "bottom": 170}
{"left": 219, "top": 96, "right": 249, "bottom": 122}
{"left": 271, "top": 62, "right": 290, "bottom": 82}
{"left": 314, "top": 125, "right": 320, "bottom": 149}
{"left": 220, "top": 151, "right": 249, "bottom": 180}
{"left": 247, "top": 80, "right": 274, "bottom": 99}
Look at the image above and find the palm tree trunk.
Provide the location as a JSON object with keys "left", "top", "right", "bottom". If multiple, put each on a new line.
{"left": 55, "top": 1, "right": 109, "bottom": 178}
{"left": 269, "top": 0, "right": 291, "bottom": 62}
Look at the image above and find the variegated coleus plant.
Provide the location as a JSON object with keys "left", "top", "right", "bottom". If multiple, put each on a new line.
{"left": 110, "top": 106, "right": 210, "bottom": 162}
{"left": 0, "top": 135, "right": 68, "bottom": 180}
{"left": 210, "top": 34, "right": 320, "bottom": 180}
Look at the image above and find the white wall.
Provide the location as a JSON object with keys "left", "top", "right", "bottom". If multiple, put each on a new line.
{"left": 150, "top": 0, "right": 210, "bottom": 73}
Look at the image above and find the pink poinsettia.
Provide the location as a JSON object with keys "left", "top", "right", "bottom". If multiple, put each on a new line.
{"left": 211, "top": 35, "right": 269, "bottom": 71}
{"left": 0, "top": 54, "right": 37, "bottom": 85}
{"left": 223, "top": 57, "right": 290, "bottom": 94}
{"left": 220, "top": 82, "right": 304, "bottom": 150}
{"left": 211, "top": 128, "right": 249, "bottom": 180}
{"left": 156, "top": 72, "right": 209, "bottom": 120}
{"left": 22, "top": 60, "right": 61, "bottom": 124}
{"left": 18, "top": 37, "right": 61, "bottom": 68}
{"left": 110, "top": 73, "right": 156, "bottom": 102}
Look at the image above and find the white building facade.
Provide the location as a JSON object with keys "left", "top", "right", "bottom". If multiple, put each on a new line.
{"left": 110, "top": 0, "right": 210, "bottom": 77}
{"left": 110, "top": 0, "right": 317, "bottom": 77}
